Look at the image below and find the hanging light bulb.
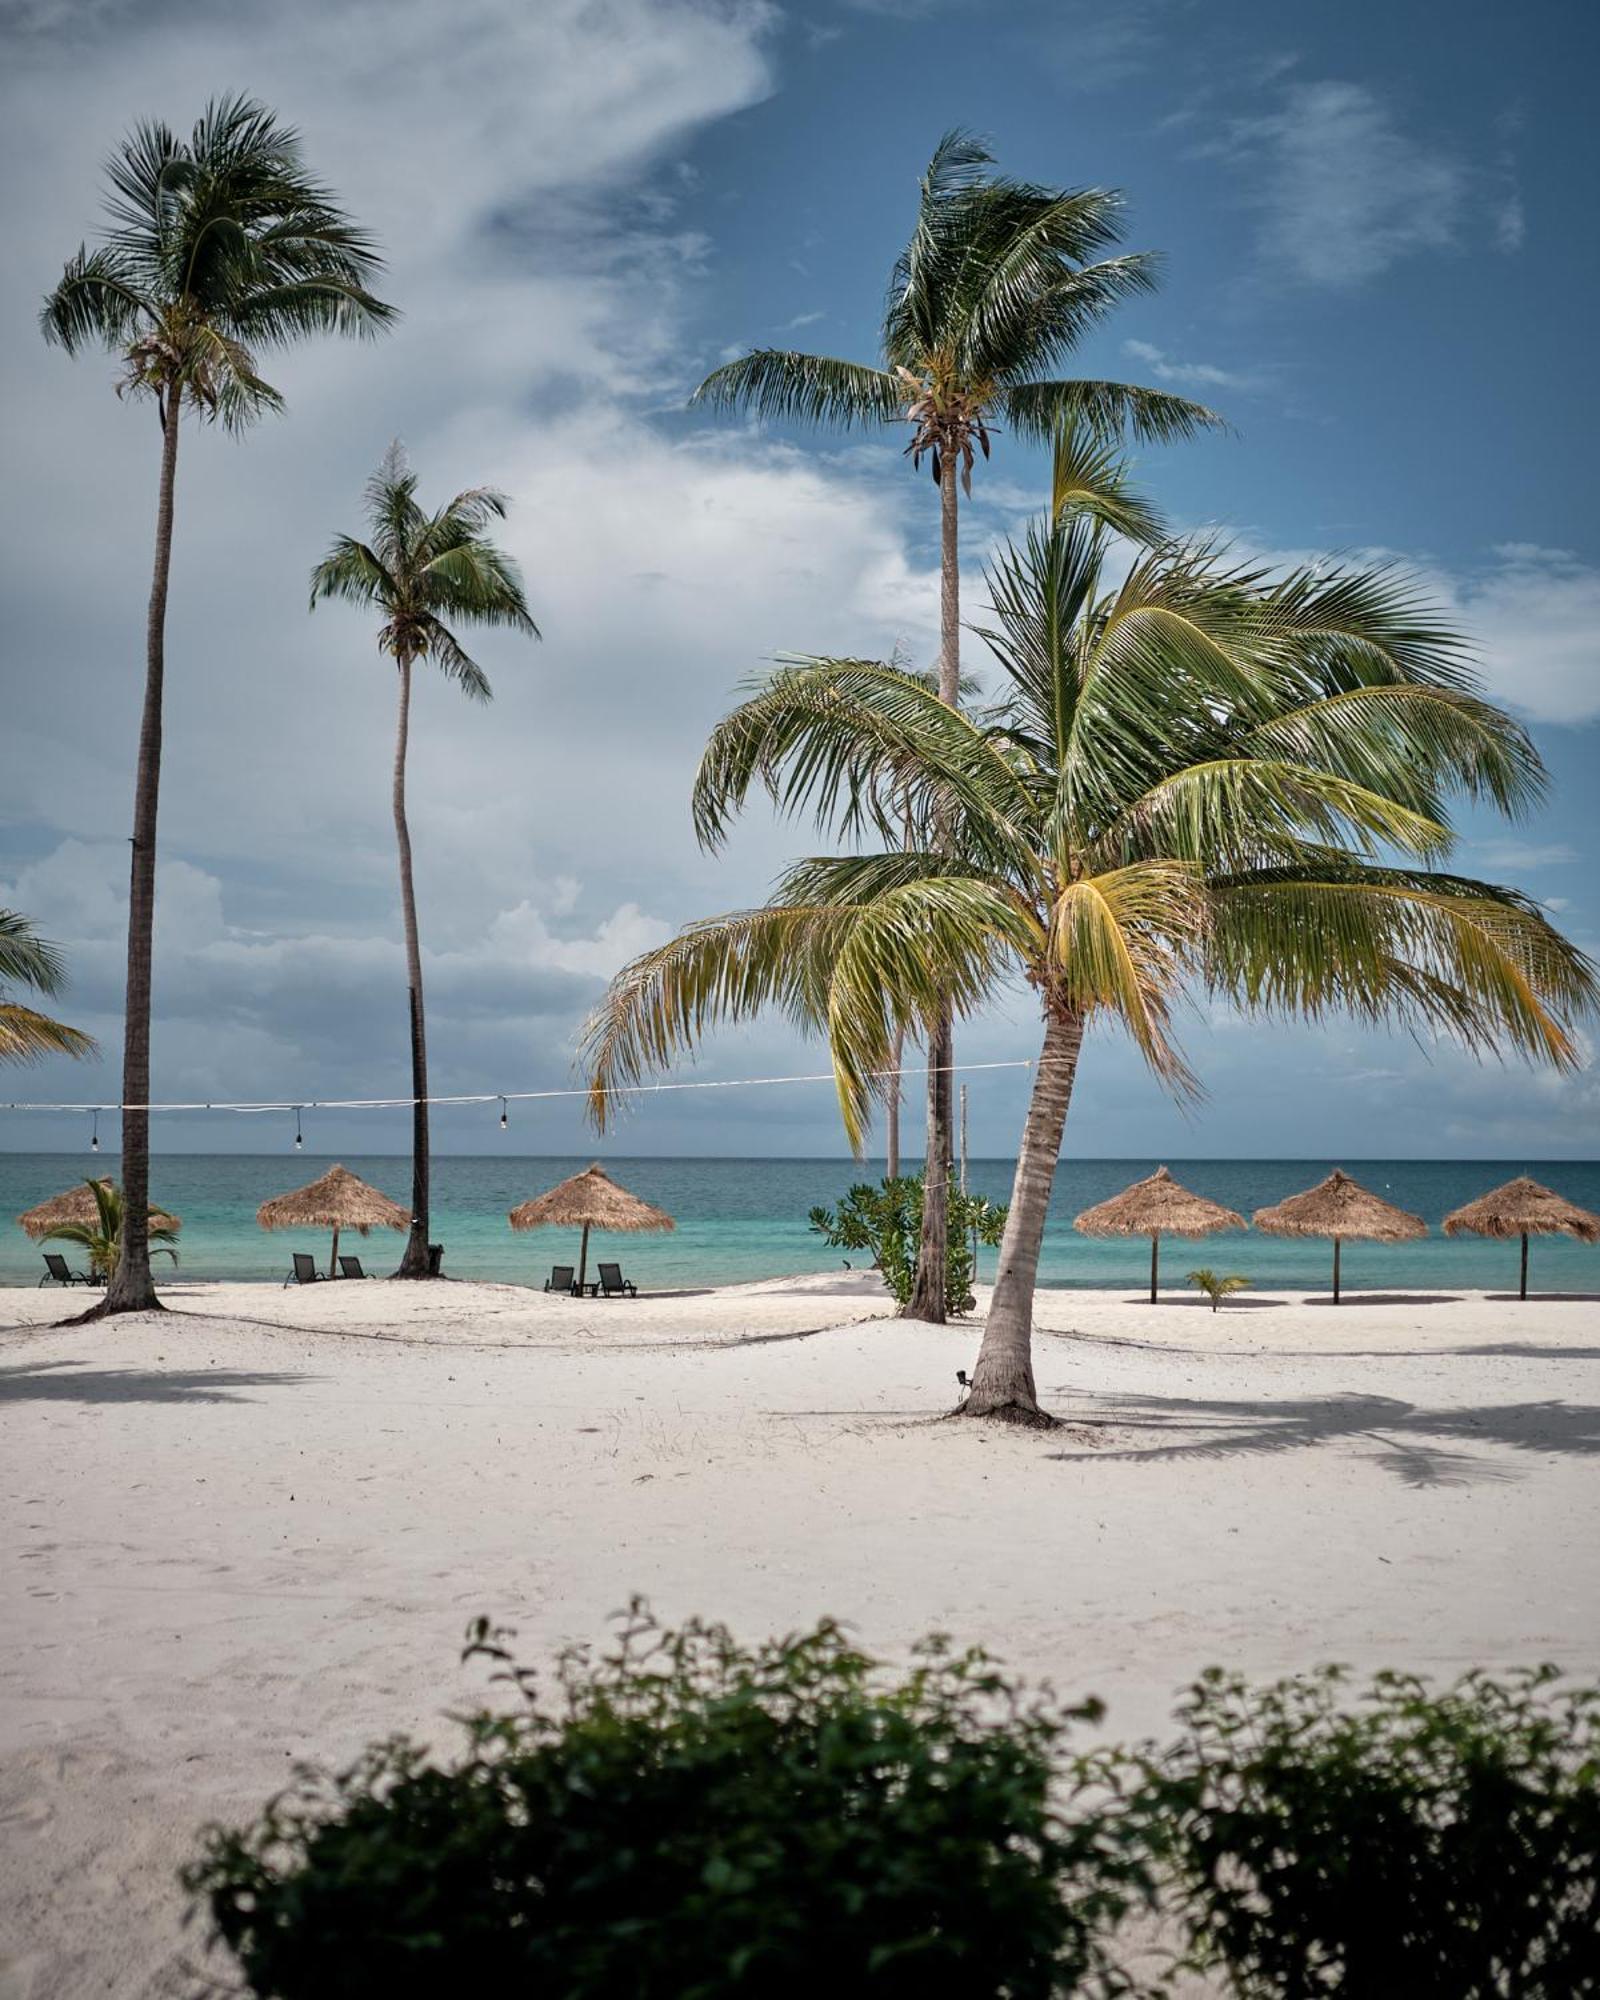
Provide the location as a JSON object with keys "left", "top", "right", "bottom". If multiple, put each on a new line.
{"left": 499, "top": 1097, "right": 509, "bottom": 1131}
{"left": 294, "top": 1107, "right": 304, "bottom": 1151}
{"left": 90, "top": 1109, "right": 100, "bottom": 1153}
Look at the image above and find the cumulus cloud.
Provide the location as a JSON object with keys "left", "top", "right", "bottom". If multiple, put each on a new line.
{"left": 1448, "top": 546, "right": 1600, "bottom": 727}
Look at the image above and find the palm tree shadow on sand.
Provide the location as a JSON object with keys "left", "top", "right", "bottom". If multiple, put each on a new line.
{"left": 1048, "top": 1390, "right": 1600, "bottom": 1489}
{"left": 0, "top": 1357, "right": 315, "bottom": 1405}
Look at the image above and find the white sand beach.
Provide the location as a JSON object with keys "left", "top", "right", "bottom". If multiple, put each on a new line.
{"left": 3, "top": 1276, "right": 1598, "bottom": 1996}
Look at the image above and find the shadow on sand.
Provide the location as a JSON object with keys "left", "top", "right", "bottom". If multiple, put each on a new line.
{"left": 0, "top": 1357, "right": 315, "bottom": 1406}
{"left": 1047, "top": 1388, "right": 1600, "bottom": 1489}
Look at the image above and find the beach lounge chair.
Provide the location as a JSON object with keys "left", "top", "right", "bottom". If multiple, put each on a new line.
{"left": 40, "top": 1252, "right": 92, "bottom": 1286}
{"left": 427, "top": 1243, "right": 445, "bottom": 1276}
{"left": 284, "top": 1252, "right": 324, "bottom": 1287}
{"left": 544, "top": 1264, "right": 576, "bottom": 1294}
{"left": 337, "top": 1255, "right": 373, "bottom": 1280}
{"left": 597, "top": 1261, "right": 638, "bottom": 1298}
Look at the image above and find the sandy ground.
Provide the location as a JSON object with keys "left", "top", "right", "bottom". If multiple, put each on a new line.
{"left": 2, "top": 1273, "right": 1597, "bottom": 1997}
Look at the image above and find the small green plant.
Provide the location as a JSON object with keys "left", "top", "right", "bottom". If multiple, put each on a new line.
{"left": 184, "top": 1605, "right": 1150, "bottom": 1998}
{"left": 808, "top": 1173, "right": 1007, "bottom": 1315}
{"left": 1185, "top": 1267, "right": 1248, "bottom": 1312}
{"left": 43, "top": 1178, "right": 179, "bottom": 1281}
{"left": 1136, "top": 1664, "right": 1600, "bottom": 1997}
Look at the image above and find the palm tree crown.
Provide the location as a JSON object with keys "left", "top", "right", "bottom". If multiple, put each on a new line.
{"left": 42, "top": 93, "right": 395, "bottom": 427}
{"left": 692, "top": 129, "right": 1222, "bottom": 468}
{"left": 0, "top": 910, "right": 97, "bottom": 1067}
{"left": 309, "top": 443, "right": 540, "bottom": 679}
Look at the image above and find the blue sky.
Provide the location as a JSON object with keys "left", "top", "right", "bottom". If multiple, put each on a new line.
{"left": 0, "top": 0, "right": 1596, "bottom": 1158}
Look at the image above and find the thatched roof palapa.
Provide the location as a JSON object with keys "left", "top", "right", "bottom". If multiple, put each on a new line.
{"left": 257, "top": 1164, "right": 408, "bottom": 1279}
{"left": 1252, "top": 1169, "right": 1425, "bottom": 1303}
{"left": 1075, "top": 1166, "right": 1246, "bottom": 1302}
{"left": 509, "top": 1164, "right": 674, "bottom": 1294}
{"left": 18, "top": 1178, "right": 181, "bottom": 1241}
{"left": 1442, "top": 1175, "right": 1600, "bottom": 1300}
{"left": 508, "top": 1164, "right": 675, "bottom": 1236}
{"left": 256, "top": 1165, "right": 409, "bottom": 1236}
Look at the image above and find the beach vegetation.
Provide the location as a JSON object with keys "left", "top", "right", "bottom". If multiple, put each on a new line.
{"left": 310, "top": 447, "right": 539, "bottom": 1275}
{"left": 41, "top": 95, "right": 393, "bottom": 1313}
{"left": 1185, "top": 1268, "right": 1249, "bottom": 1311}
{"left": 184, "top": 1604, "right": 1144, "bottom": 1997}
{"left": 42, "top": 1177, "right": 179, "bottom": 1281}
{"left": 583, "top": 434, "right": 1596, "bottom": 1423}
{"left": 692, "top": 130, "right": 1220, "bottom": 1323}
{"left": 808, "top": 1173, "right": 1008, "bottom": 1314}
{"left": 0, "top": 910, "right": 96, "bottom": 1067}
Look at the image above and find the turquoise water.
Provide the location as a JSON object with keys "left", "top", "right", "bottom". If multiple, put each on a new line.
{"left": 4, "top": 1153, "right": 1597, "bottom": 1295}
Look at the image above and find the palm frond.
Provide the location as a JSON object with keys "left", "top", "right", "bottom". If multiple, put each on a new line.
{"left": 308, "top": 537, "right": 394, "bottom": 613}
{"left": 0, "top": 1005, "right": 98, "bottom": 1066}
{"left": 689, "top": 351, "right": 904, "bottom": 429}
{"left": 1047, "top": 863, "right": 1205, "bottom": 1092}
{"left": 1048, "top": 418, "right": 1167, "bottom": 544}
{"left": 39, "top": 246, "right": 151, "bottom": 352}
{"left": 1002, "top": 377, "right": 1225, "bottom": 445}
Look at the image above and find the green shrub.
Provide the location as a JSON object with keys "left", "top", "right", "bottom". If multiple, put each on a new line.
{"left": 184, "top": 1607, "right": 1151, "bottom": 1998}
{"left": 808, "top": 1173, "right": 1007, "bottom": 1315}
{"left": 1138, "top": 1664, "right": 1600, "bottom": 1997}
{"left": 1184, "top": 1267, "right": 1249, "bottom": 1312}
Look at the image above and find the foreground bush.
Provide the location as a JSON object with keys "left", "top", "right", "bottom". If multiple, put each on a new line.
{"left": 184, "top": 1607, "right": 1149, "bottom": 1998}
{"left": 1145, "top": 1665, "right": 1600, "bottom": 1997}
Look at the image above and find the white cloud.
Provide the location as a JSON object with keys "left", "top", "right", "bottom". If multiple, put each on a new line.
{"left": 1123, "top": 337, "right": 1268, "bottom": 393}
{"left": 1444, "top": 546, "right": 1600, "bottom": 727}
{"left": 1229, "top": 80, "right": 1465, "bottom": 285}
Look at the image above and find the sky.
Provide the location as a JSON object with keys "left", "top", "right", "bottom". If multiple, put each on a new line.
{"left": 1, "top": 0, "right": 1596, "bottom": 1160}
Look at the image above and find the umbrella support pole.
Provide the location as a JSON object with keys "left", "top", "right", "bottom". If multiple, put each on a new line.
{"left": 330, "top": 1223, "right": 340, "bottom": 1281}
{"left": 1332, "top": 1236, "right": 1341, "bottom": 1305}
{"left": 1520, "top": 1232, "right": 1528, "bottom": 1302}
{"left": 1150, "top": 1231, "right": 1159, "bottom": 1305}
{"left": 576, "top": 1223, "right": 591, "bottom": 1295}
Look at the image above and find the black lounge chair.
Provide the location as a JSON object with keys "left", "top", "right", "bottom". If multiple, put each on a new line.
{"left": 596, "top": 1261, "right": 637, "bottom": 1298}
{"left": 544, "top": 1264, "right": 575, "bottom": 1294}
{"left": 338, "top": 1255, "right": 374, "bottom": 1280}
{"left": 427, "top": 1242, "right": 445, "bottom": 1276}
{"left": 40, "top": 1252, "right": 92, "bottom": 1286}
{"left": 284, "top": 1252, "right": 324, "bottom": 1287}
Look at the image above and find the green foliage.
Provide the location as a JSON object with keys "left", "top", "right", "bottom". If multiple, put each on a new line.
{"left": 1184, "top": 1268, "right": 1249, "bottom": 1312}
{"left": 44, "top": 1178, "right": 178, "bottom": 1280}
{"left": 0, "top": 909, "right": 96, "bottom": 1066}
{"left": 184, "top": 1606, "right": 1149, "bottom": 1999}
{"left": 809, "top": 1174, "right": 1007, "bottom": 1315}
{"left": 1137, "top": 1665, "right": 1600, "bottom": 1997}
{"left": 42, "top": 93, "right": 393, "bottom": 429}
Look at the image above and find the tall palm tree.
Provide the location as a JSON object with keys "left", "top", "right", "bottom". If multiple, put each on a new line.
{"left": 693, "top": 130, "right": 1218, "bottom": 1317}
{"left": 41, "top": 95, "right": 393, "bottom": 1314}
{"left": 0, "top": 911, "right": 97, "bottom": 1067}
{"left": 585, "top": 487, "right": 1594, "bottom": 1419}
{"left": 310, "top": 446, "right": 540, "bottom": 1275}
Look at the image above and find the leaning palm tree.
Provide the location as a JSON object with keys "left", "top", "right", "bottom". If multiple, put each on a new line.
{"left": 44, "top": 1178, "right": 180, "bottom": 1283}
{"left": 693, "top": 130, "right": 1216, "bottom": 1319}
{"left": 310, "top": 446, "right": 540, "bottom": 1275}
{"left": 585, "top": 488, "right": 1594, "bottom": 1421}
{"left": 0, "top": 911, "right": 97, "bottom": 1068}
{"left": 41, "top": 95, "right": 393, "bottom": 1313}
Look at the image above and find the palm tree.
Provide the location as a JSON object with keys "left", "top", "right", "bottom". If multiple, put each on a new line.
{"left": 44, "top": 1179, "right": 180, "bottom": 1283}
{"left": 585, "top": 480, "right": 1594, "bottom": 1420}
{"left": 41, "top": 95, "right": 394, "bottom": 1314}
{"left": 310, "top": 446, "right": 540, "bottom": 1275}
{"left": 0, "top": 911, "right": 97, "bottom": 1067}
{"left": 692, "top": 130, "right": 1218, "bottom": 1320}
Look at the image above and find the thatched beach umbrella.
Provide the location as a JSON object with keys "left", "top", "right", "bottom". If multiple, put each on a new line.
{"left": 1443, "top": 1175, "right": 1600, "bottom": 1301}
{"left": 256, "top": 1164, "right": 408, "bottom": 1278}
{"left": 508, "top": 1163, "right": 674, "bottom": 1293}
{"left": 18, "top": 1177, "right": 180, "bottom": 1240}
{"left": 1074, "top": 1166, "right": 1246, "bottom": 1303}
{"left": 1253, "top": 1169, "right": 1425, "bottom": 1304}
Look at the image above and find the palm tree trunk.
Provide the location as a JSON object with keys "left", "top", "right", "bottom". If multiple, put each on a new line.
{"left": 907, "top": 464, "right": 962, "bottom": 1321}
{"left": 392, "top": 653, "right": 433, "bottom": 1277}
{"left": 885, "top": 1025, "right": 903, "bottom": 1180}
{"left": 959, "top": 1006, "right": 1085, "bottom": 1423}
{"left": 102, "top": 390, "right": 181, "bottom": 1316}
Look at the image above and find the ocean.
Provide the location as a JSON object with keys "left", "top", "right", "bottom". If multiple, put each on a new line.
{"left": 4, "top": 1152, "right": 1598, "bottom": 1295}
